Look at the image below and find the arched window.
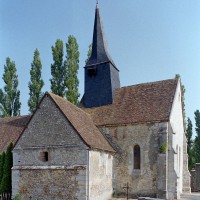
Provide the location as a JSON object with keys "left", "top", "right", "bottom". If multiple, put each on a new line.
{"left": 134, "top": 145, "right": 141, "bottom": 169}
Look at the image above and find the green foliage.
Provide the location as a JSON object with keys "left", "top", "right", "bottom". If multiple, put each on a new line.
{"left": 186, "top": 118, "right": 193, "bottom": 149}
{"left": 193, "top": 110, "right": 200, "bottom": 164}
{"left": 28, "top": 49, "right": 44, "bottom": 113}
{"left": 85, "top": 44, "right": 92, "bottom": 64}
{"left": 50, "top": 39, "right": 66, "bottom": 97}
{"left": 13, "top": 194, "right": 21, "bottom": 200}
{"left": 0, "top": 152, "right": 5, "bottom": 189}
{"left": 186, "top": 118, "right": 195, "bottom": 170}
{"left": 159, "top": 143, "right": 167, "bottom": 153}
{"left": 65, "top": 35, "right": 80, "bottom": 105}
{"left": 0, "top": 143, "right": 13, "bottom": 193}
{"left": 0, "top": 58, "right": 21, "bottom": 117}
{"left": 195, "top": 110, "right": 200, "bottom": 137}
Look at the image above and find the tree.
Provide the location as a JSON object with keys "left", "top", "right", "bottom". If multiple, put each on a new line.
{"left": 0, "top": 152, "right": 5, "bottom": 186}
{"left": 0, "top": 143, "right": 13, "bottom": 194}
{"left": 186, "top": 118, "right": 193, "bottom": 151}
{"left": 50, "top": 39, "right": 66, "bottom": 97}
{"left": 194, "top": 110, "right": 200, "bottom": 163}
{"left": 65, "top": 35, "right": 80, "bottom": 105}
{"left": 28, "top": 49, "right": 44, "bottom": 113}
{"left": 195, "top": 110, "right": 200, "bottom": 137}
{"left": 0, "top": 58, "right": 21, "bottom": 117}
{"left": 85, "top": 44, "right": 92, "bottom": 64}
{"left": 186, "top": 118, "right": 195, "bottom": 170}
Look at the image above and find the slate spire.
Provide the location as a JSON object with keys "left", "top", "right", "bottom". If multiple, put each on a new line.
{"left": 83, "top": 4, "right": 120, "bottom": 108}
{"left": 86, "top": 3, "right": 116, "bottom": 68}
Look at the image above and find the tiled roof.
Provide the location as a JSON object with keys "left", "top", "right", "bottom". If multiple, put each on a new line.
{"left": 0, "top": 116, "right": 30, "bottom": 152}
{"left": 48, "top": 93, "right": 115, "bottom": 152}
{"left": 0, "top": 79, "right": 177, "bottom": 152}
{"left": 82, "top": 79, "right": 178, "bottom": 126}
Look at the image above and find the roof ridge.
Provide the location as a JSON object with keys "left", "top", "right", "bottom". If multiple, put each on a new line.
{"left": 83, "top": 78, "right": 178, "bottom": 126}
{"left": 0, "top": 115, "right": 30, "bottom": 121}
{"left": 120, "top": 78, "right": 176, "bottom": 89}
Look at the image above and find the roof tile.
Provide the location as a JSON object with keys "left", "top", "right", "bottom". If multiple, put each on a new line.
{"left": 48, "top": 93, "right": 115, "bottom": 152}
{"left": 82, "top": 79, "right": 178, "bottom": 126}
{"left": 0, "top": 116, "right": 30, "bottom": 152}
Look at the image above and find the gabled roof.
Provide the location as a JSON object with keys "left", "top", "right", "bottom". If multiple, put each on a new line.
{"left": 48, "top": 93, "right": 115, "bottom": 152}
{"left": 86, "top": 4, "right": 117, "bottom": 69}
{"left": 82, "top": 78, "right": 178, "bottom": 126}
{"left": 0, "top": 116, "right": 30, "bottom": 152}
{"left": 0, "top": 79, "right": 177, "bottom": 152}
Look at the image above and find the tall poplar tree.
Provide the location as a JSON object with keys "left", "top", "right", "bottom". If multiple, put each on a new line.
{"left": 85, "top": 44, "right": 92, "bottom": 64}
{"left": 50, "top": 39, "right": 66, "bottom": 97}
{"left": 0, "top": 58, "right": 21, "bottom": 117}
{"left": 28, "top": 49, "right": 44, "bottom": 113}
{"left": 65, "top": 35, "right": 80, "bottom": 105}
{"left": 186, "top": 118, "right": 194, "bottom": 170}
{"left": 194, "top": 110, "right": 200, "bottom": 163}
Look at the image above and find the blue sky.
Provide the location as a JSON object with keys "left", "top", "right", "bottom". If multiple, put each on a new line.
{"left": 0, "top": 0, "right": 200, "bottom": 133}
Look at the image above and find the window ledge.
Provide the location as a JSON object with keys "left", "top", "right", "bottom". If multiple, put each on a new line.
{"left": 132, "top": 169, "right": 142, "bottom": 175}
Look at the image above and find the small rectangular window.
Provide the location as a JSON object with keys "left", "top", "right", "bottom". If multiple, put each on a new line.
{"left": 40, "top": 151, "right": 49, "bottom": 162}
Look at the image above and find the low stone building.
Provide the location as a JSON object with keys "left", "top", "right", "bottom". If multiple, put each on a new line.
{"left": 12, "top": 93, "right": 114, "bottom": 200}
{"left": 191, "top": 163, "right": 200, "bottom": 192}
{"left": 0, "top": 3, "right": 191, "bottom": 200}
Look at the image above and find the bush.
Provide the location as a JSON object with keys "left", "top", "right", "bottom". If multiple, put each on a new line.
{"left": 159, "top": 143, "right": 167, "bottom": 153}
{"left": 13, "top": 194, "right": 21, "bottom": 200}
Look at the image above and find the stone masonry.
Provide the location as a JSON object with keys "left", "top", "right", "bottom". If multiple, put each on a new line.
{"left": 100, "top": 122, "right": 167, "bottom": 198}
{"left": 191, "top": 163, "right": 200, "bottom": 192}
{"left": 12, "top": 94, "right": 114, "bottom": 200}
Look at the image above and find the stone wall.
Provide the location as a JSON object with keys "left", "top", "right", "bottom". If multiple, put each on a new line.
{"left": 156, "top": 123, "right": 168, "bottom": 199}
{"left": 100, "top": 122, "right": 167, "bottom": 198}
{"left": 169, "top": 79, "right": 191, "bottom": 196}
{"left": 167, "top": 124, "right": 178, "bottom": 200}
{"left": 191, "top": 163, "right": 200, "bottom": 192}
{"left": 14, "top": 96, "right": 88, "bottom": 151}
{"left": 182, "top": 133, "right": 191, "bottom": 193}
{"left": 12, "top": 167, "right": 87, "bottom": 200}
{"left": 89, "top": 150, "right": 113, "bottom": 200}
{"left": 12, "top": 95, "right": 89, "bottom": 199}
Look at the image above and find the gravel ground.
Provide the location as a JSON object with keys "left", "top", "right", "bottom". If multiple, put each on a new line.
{"left": 109, "top": 198, "right": 137, "bottom": 200}
{"left": 110, "top": 193, "right": 200, "bottom": 200}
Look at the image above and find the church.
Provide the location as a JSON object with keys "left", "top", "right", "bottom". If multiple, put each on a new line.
{"left": 0, "top": 4, "right": 191, "bottom": 200}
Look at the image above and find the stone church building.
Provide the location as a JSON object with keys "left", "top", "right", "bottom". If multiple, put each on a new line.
{"left": 0, "top": 4, "right": 191, "bottom": 200}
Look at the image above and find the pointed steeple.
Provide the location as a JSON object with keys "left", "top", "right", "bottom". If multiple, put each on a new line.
{"left": 86, "top": 3, "right": 117, "bottom": 68}
{"left": 82, "top": 4, "right": 120, "bottom": 108}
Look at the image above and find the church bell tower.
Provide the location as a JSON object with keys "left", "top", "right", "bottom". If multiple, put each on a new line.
{"left": 83, "top": 3, "right": 120, "bottom": 108}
